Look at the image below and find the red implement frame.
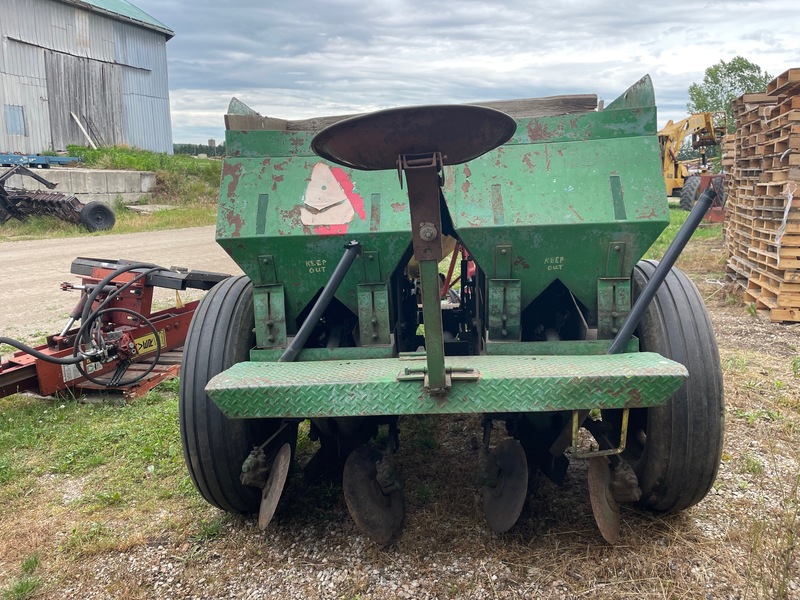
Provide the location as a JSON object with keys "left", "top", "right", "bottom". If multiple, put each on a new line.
{"left": 698, "top": 174, "right": 726, "bottom": 223}
{"left": 0, "top": 257, "right": 228, "bottom": 400}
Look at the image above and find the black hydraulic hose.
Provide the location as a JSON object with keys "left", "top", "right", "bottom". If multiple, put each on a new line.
{"left": 0, "top": 337, "right": 84, "bottom": 364}
{"left": 71, "top": 264, "right": 166, "bottom": 386}
{"left": 91, "top": 267, "right": 162, "bottom": 317}
{"left": 79, "top": 262, "right": 159, "bottom": 345}
{"left": 607, "top": 186, "right": 716, "bottom": 355}
{"left": 74, "top": 307, "right": 161, "bottom": 387}
{"left": 279, "top": 240, "right": 362, "bottom": 363}
{"left": 0, "top": 262, "right": 166, "bottom": 374}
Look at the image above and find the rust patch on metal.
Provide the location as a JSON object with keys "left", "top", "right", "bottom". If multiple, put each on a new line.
{"left": 274, "top": 159, "right": 288, "bottom": 171}
{"left": 258, "top": 158, "right": 272, "bottom": 178}
{"left": 513, "top": 256, "right": 530, "bottom": 269}
{"left": 272, "top": 174, "right": 284, "bottom": 191}
{"left": 391, "top": 202, "right": 405, "bottom": 212}
{"left": 494, "top": 146, "right": 506, "bottom": 168}
{"left": 490, "top": 184, "right": 505, "bottom": 225}
{"left": 462, "top": 164, "right": 472, "bottom": 195}
{"left": 568, "top": 205, "right": 584, "bottom": 222}
{"left": 544, "top": 146, "right": 551, "bottom": 172}
{"left": 224, "top": 210, "right": 244, "bottom": 237}
{"left": 527, "top": 120, "right": 550, "bottom": 142}
{"left": 522, "top": 152, "right": 534, "bottom": 172}
{"left": 635, "top": 206, "right": 659, "bottom": 220}
{"left": 627, "top": 388, "right": 642, "bottom": 406}
{"left": 370, "top": 193, "right": 381, "bottom": 231}
{"left": 221, "top": 162, "right": 244, "bottom": 199}
{"left": 279, "top": 204, "right": 303, "bottom": 230}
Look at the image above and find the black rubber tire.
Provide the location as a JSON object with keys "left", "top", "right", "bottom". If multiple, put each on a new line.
{"left": 180, "top": 275, "right": 291, "bottom": 513}
{"left": 79, "top": 201, "right": 116, "bottom": 231}
{"left": 610, "top": 260, "right": 724, "bottom": 513}
{"left": 712, "top": 176, "right": 726, "bottom": 207}
{"left": 679, "top": 175, "right": 701, "bottom": 211}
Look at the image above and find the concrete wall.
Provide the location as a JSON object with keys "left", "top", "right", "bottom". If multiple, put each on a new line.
{"left": 3, "top": 168, "right": 155, "bottom": 204}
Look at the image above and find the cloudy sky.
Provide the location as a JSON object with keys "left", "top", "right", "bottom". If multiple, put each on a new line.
{"left": 130, "top": 0, "right": 799, "bottom": 144}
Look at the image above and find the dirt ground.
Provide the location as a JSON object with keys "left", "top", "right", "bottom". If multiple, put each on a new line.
{"left": 1, "top": 229, "right": 799, "bottom": 599}
{"left": 0, "top": 226, "right": 241, "bottom": 345}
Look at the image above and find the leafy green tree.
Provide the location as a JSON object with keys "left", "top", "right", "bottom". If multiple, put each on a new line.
{"left": 687, "top": 56, "right": 772, "bottom": 131}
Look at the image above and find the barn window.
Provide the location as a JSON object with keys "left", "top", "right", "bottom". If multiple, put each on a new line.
{"left": 4, "top": 105, "right": 26, "bottom": 136}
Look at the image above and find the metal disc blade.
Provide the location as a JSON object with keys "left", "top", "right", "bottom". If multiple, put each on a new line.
{"left": 257, "top": 443, "right": 292, "bottom": 531}
{"left": 342, "top": 445, "right": 405, "bottom": 546}
{"left": 588, "top": 456, "right": 621, "bottom": 544}
{"left": 482, "top": 439, "right": 529, "bottom": 533}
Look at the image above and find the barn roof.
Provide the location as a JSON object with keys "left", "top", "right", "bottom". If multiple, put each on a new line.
{"left": 58, "top": 0, "right": 175, "bottom": 39}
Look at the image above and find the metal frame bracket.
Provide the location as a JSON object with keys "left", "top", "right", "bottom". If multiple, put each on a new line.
{"left": 256, "top": 254, "right": 277, "bottom": 286}
{"left": 569, "top": 408, "right": 629, "bottom": 459}
{"left": 357, "top": 283, "right": 391, "bottom": 346}
{"left": 597, "top": 278, "right": 630, "bottom": 339}
{"left": 487, "top": 279, "right": 521, "bottom": 341}
{"left": 253, "top": 284, "right": 287, "bottom": 348}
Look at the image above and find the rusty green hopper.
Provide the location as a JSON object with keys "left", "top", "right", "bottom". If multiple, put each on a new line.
{"left": 207, "top": 75, "right": 686, "bottom": 417}
{"left": 181, "top": 75, "right": 724, "bottom": 544}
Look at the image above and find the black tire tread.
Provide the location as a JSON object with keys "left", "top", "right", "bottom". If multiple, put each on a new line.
{"left": 80, "top": 201, "right": 116, "bottom": 231}
{"left": 632, "top": 260, "right": 724, "bottom": 512}
{"left": 712, "top": 175, "right": 726, "bottom": 207}
{"left": 679, "top": 175, "right": 701, "bottom": 211}
{"left": 179, "top": 276, "right": 261, "bottom": 513}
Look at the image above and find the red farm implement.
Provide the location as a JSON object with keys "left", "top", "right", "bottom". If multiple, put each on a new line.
{"left": 0, "top": 257, "right": 228, "bottom": 400}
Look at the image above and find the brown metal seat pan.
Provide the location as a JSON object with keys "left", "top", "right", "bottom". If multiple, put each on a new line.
{"left": 311, "top": 104, "right": 517, "bottom": 171}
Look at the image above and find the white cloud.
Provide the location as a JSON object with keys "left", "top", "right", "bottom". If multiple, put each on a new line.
{"left": 134, "top": 0, "right": 800, "bottom": 143}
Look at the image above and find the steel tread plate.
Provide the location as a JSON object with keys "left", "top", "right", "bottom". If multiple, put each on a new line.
{"left": 206, "top": 353, "right": 688, "bottom": 419}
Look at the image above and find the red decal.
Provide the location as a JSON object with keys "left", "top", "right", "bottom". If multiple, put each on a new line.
{"left": 331, "top": 168, "right": 366, "bottom": 219}
{"left": 313, "top": 224, "right": 349, "bottom": 235}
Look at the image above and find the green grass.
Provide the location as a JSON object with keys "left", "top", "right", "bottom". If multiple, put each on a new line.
{"left": 644, "top": 205, "right": 723, "bottom": 260}
{"left": 0, "top": 146, "right": 221, "bottom": 242}
{"left": 0, "top": 202, "right": 216, "bottom": 242}
{"left": 67, "top": 145, "right": 221, "bottom": 188}
{"left": 191, "top": 515, "right": 227, "bottom": 542}
{"left": 0, "top": 389, "right": 191, "bottom": 508}
{"left": 2, "top": 554, "right": 41, "bottom": 600}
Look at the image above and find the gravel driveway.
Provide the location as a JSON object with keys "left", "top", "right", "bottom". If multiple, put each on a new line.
{"left": 0, "top": 226, "right": 241, "bottom": 344}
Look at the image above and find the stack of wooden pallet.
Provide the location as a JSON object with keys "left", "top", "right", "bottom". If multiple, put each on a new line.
{"left": 725, "top": 68, "right": 800, "bottom": 322}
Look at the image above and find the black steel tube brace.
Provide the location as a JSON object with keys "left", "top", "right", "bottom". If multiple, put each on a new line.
{"left": 607, "top": 187, "right": 716, "bottom": 355}
{"left": 278, "top": 240, "right": 362, "bottom": 363}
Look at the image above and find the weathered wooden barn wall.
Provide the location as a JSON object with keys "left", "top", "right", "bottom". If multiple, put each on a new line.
{"left": 0, "top": 0, "right": 173, "bottom": 154}
{"left": 44, "top": 51, "right": 126, "bottom": 149}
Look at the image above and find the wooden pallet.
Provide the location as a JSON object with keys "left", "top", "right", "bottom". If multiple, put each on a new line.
{"left": 725, "top": 71, "right": 800, "bottom": 322}
{"left": 767, "top": 68, "right": 800, "bottom": 96}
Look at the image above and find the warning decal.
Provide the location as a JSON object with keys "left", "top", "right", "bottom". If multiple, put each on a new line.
{"left": 301, "top": 163, "right": 366, "bottom": 234}
{"left": 134, "top": 330, "right": 167, "bottom": 355}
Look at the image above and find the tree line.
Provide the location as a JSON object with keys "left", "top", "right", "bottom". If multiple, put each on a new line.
{"left": 173, "top": 143, "right": 226, "bottom": 156}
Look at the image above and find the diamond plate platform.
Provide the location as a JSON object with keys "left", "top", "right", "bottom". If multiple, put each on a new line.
{"left": 205, "top": 353, "right": 688, "bottom": 419}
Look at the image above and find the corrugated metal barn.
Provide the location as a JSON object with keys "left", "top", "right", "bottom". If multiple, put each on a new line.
{"left": 0, "top": 0, "right": 174, "bottom": 154}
